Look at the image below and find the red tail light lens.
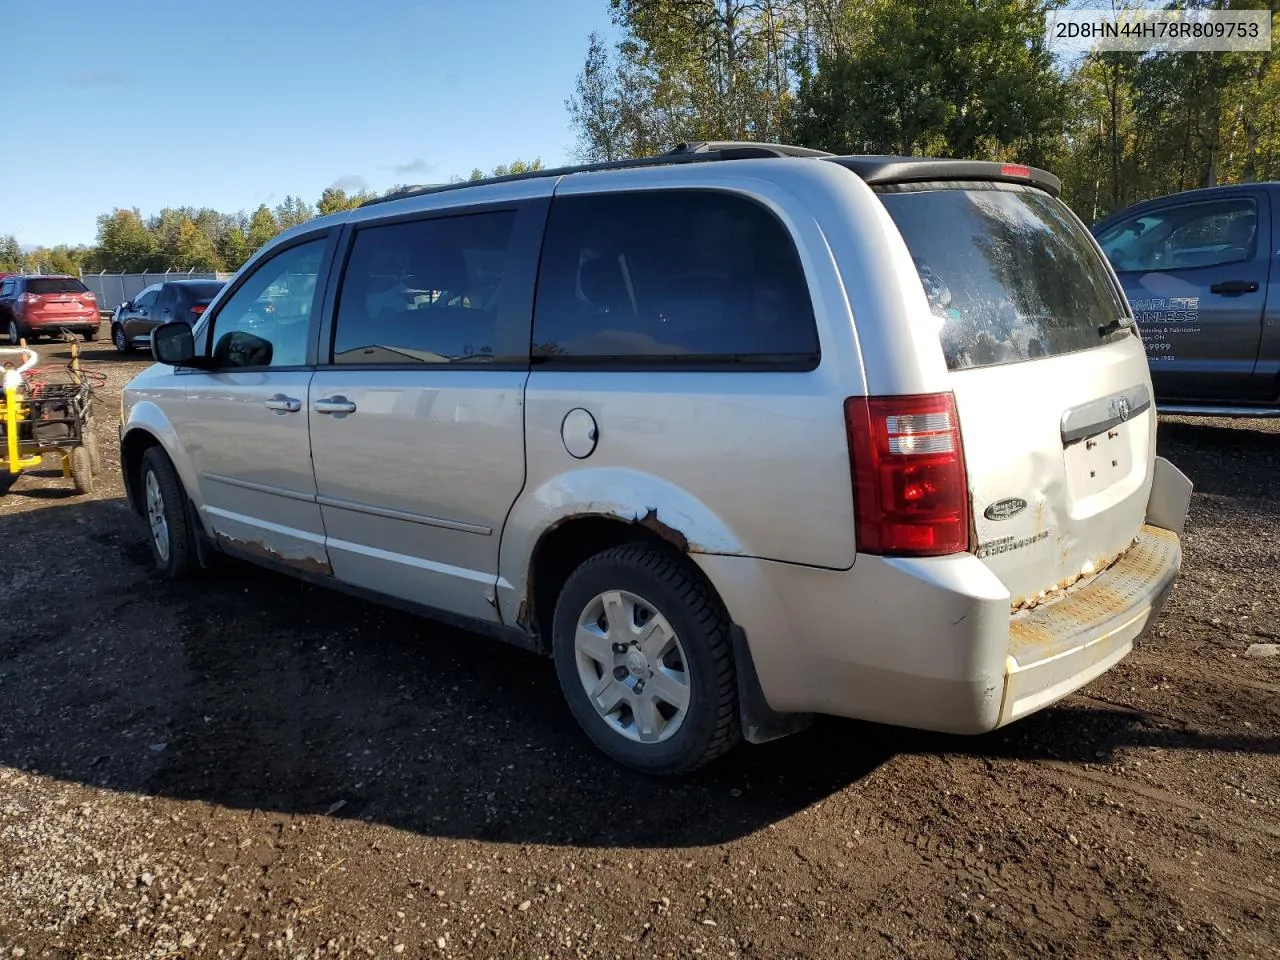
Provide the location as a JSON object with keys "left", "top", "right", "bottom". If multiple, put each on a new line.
{"left": 1001, "top": 163, "right": 1031, "bottom": 178}
{"left": 190, "top": 304, "right": 207, "bottom": 316}
{"left": 20, "top": 292, "right": 40, "bottom": 304}
{"left": 844, "top": 393, "right": 970, "bottom": 557}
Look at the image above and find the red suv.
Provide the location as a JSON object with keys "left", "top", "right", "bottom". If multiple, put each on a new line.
{"left": 0, "top": 275, "right": 101, "bottom": 344}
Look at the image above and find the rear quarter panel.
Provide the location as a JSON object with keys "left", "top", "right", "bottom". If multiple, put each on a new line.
{"left": 499, "top": 161, "right": 916, "bottom": 626}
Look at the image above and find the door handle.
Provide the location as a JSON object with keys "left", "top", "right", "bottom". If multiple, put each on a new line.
{"left": 313, "top": 396, "right": 357, "bottom": 415}
{"left": 264, "top": 394, "right": 301, "bottom": 414}
{"left": 1209, "top": 280, "right": 1259, "bottom": 295}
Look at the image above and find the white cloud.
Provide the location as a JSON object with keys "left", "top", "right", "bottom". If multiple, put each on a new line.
{"left": 329, "top": 174, "right": 372, "bottom": 193}
{"left": 388, "top": 158, "right": 437, "bottom": 177}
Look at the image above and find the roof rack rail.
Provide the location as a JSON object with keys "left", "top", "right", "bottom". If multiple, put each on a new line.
{"left": 362, "top": 140, "right": 829, "bottom": 207}
{"left": 669, "top": 141, "right": 834, "bottom": 159}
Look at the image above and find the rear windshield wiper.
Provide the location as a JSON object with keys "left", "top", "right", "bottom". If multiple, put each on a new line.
{"left": 1098, "top": 316, "right": 1134, "bottom": 337}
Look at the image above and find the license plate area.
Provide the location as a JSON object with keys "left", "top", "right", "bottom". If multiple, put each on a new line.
{"left": 1064, "top": 424, "right": 1133, "bottom": 499}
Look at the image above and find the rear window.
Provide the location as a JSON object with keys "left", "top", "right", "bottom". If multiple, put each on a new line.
{"left": 28, "top": 278, "right": 90, "bottom": 295}
{"left": 532, "top": 190, "right": 819, "bottom": 367}
{"left": 878, "top": 182, "right": 1129, "bottom": 371}
{"left": 175, "top": 281, "right": 226, "bottom": 302}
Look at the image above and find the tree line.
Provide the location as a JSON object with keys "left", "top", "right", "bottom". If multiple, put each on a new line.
{"left": 567, "top": 0, "right": 1279, "bottom": 221}
{"left": 0, "top": 160, "right": 544, "bottom": 277}
{"left": 7, "top": 0, "right": 1277, "bottom": 280}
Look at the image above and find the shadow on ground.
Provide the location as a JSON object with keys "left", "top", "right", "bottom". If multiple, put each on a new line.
{"left": 1, "top": 486, "right": 1276, "bottom": 852}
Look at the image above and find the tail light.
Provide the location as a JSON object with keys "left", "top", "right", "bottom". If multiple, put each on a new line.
{"left": 1001, "top": 163, "right": 1031, "bottom": 178}
{"left": 20, "top": 292, "right": 40, "bottom": 304}
{"left": 190, "top": 304, "right": 208, "bottom": 316}
{"left": 844, "top": 393, "right": 970, "bottom": 557}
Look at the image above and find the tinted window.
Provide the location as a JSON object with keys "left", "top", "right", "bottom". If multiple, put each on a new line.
{"left": 532, "top": 191, "right": 819, "bottom": 365}
{"left": 1095, "top": 198, "right": 1258, "bottom": 272}
{"left": 207, "top": 238, "right": 325, "bottom": 368}
{"left": 133, "top": 286, "right": 160, "bottom": 310}
{"left": 331, "top": 211, "right": 517, "bottom": 364}
{"left": 175, "top": 281, "right": 226, "bottom": 302}
{"left": 0, "top": 281, "right": 12, "bottom": 298}
{"left": 28, "top": 278, "right": 89, "bottom": 295}
{"left": 878, "top": 182, "right": 1128, "bottom": 372}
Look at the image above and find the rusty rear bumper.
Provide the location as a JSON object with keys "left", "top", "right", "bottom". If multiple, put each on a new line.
{"left": 998, "top": 524, "right": 1181, "bottom": 725}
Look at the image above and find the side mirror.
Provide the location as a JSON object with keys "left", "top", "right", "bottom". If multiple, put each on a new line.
{"left": 120, "top": 299, "right": 132, "bottom": 311}
{"left": 152, "top": 321, "right": 196, "bottom": 365}
{"left": 213, "top": 330, "right": 273, "bottom": 368}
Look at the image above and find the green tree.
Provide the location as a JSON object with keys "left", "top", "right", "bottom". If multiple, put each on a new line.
{"left": 317, "top": 187, "right": 378, "bottom": 215}
{"left": 466, "top": 158, "right": 546, "bottom": 181}
{"left": 172, "top": 219, "right": 220, "bottom": 271}
{"left": 218, "top": 223, "right": 251, "bottom": 271}
{"left": 791, "top": 0, "right": 1066, "bottom": 163}
{"left": 0, "top": 234, "right": 21, "bottom": 272}
{"left": 94, "top": 208, "right": 160, "bottom": 272}
{"left": 274, "top": 195, "right": 315, "bottom": 230}
{"left": 246, "top": 205, "right": 280, "bottom": 253}
{"left": 34, "top": 245, "right": 88, "bottom": 275}
{"left": 568, "top": 1, "right": 810, "bottom": 161}
{"left": 1055, "top": 4, "right": 1279, "bottom": 221}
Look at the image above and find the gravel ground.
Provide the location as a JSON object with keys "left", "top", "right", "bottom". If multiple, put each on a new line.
{"left": 1, "top": 341, "right": 1277, "bottom": 960}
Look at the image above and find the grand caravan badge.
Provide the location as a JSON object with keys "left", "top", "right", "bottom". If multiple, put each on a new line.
{"left": 984, "top": 497, "right": 1028, "bottom": 521}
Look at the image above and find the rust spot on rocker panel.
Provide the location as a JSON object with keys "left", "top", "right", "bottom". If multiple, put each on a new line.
{"left": 214, "top": 534, "right": 333, "bottom": 577}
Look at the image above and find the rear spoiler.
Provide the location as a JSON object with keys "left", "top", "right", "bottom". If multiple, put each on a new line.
{"left": 828, "top": 156, "right": 1061, "bottom": 198}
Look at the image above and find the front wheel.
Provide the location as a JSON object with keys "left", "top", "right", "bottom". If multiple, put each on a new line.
{"left": 7, "top": 318, "right": 21, "bottom": 345}
{"left": 112, "top": 325, "right": 131, "bottom": 354}
{"left": 138, "top": 447, "right": 197, "bottom": 578}
{"left": 552, "top": 542, "right": 740, "bottom": 775}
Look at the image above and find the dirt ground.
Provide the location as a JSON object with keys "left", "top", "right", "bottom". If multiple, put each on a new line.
{"left": 1, "top": 340, "right": 1277, "bottom": 960}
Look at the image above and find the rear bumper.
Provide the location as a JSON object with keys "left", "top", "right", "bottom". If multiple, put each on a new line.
{"left": 695, "top": 457, "right": 1191, "bottom": 735}
{"left": 999, "top": 526, "right": 1179, "bottom": 725}
{"left": 29, "top": 316, "right": 100, "bottom": 332}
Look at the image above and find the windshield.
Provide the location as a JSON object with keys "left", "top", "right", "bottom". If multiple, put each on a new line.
{"left": 28, "top": 278, "right": 90, "bottom": 295}
{"left": 878, "top": 182, "right": 1129, "bottom": 371}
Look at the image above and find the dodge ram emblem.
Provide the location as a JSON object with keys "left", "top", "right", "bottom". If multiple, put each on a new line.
{"left": 984, "top": 497, "right": 1028, "bottom": 521}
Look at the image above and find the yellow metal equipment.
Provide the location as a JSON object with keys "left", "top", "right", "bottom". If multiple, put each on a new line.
{"left": 0, "top": 338, "right": 99, "bottom": 494}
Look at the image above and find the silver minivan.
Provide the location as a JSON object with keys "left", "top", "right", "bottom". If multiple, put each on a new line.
{"left": 120, "top": 142, "right": 1192, "bottom": 775}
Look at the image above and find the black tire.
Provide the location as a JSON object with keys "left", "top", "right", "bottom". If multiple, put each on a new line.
{"left": 551, "top": 542, "right": 740, "bottom": 776}
{"left": 83, "top": 329, "right": 98, "bottom": 342}
{"left": 7, "top": 318, "right": 21, "bottom": 345}
{"left": 85, "top": 427, "right": 103, "bottom": 474}
{"left": 138, "top": 447, "right": 196, "bottom": 578}
{"left": 70, "top": 445, "right": 95, "bottom": 495}
{"left": 112, "top": 324, "right": 131, "bottom": 354}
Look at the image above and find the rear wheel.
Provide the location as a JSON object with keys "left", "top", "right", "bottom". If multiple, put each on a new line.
{"left": 84, "top": 427, "right": 103, "bottom": 474}
{"left": 7, "top": 318, "right": 21, "bottom": 345}
{"left": 138, "top": 447, "right": 196, "bottom": 578}
{"left": 70, "top": 445, "right": 94, "bottom": 495}
{"left": 83, "top": 329, "right": 98, "bottom": 342}
{"left": 551, "top": 542, "right": 740, "bottom": 775}
{"left": 112, "top": 325, "right": 131, "bottom": 354}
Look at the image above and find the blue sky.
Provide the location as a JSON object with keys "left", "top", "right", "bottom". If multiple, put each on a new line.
{"left": 0, "top": 0, "right": 614, "bottom": 247}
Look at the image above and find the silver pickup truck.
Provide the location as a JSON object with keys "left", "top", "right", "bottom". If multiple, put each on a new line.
{"left": 1093, "top": 182, "right": 1279, "bottom": 417}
